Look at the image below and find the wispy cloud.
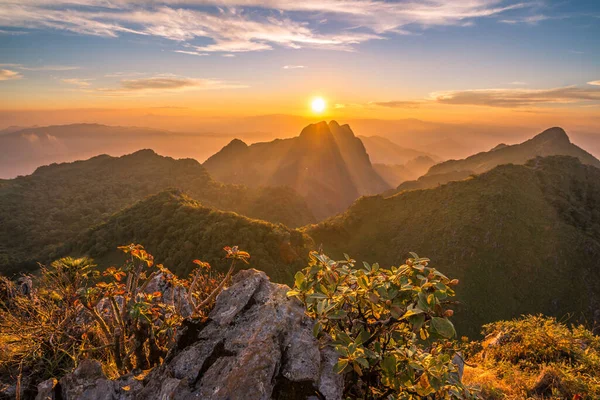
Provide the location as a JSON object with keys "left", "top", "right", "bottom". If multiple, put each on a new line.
{"left": 61, "top": 78, "right": 92, "bottom": 87}
{"left": 509, "top": 81, "right": 527, "bottom": 85}
{"left": 0, "top": 63, "right": 79, "bottom": 71}
{"left": 499, "top": 14, "right": 553, "bottom": 24}
{"left": 95, "top": 74, "right": 247, "bottom": 95}
{"left": 283, "top": 65, "right": 305, "bottom": 69}
{"left": 372, "top": 100, "right": 422, "bottom": 108}
{"left": 20, "top": 65, "right": 79, "bottom": 71}
{"left": 173, "top": 50, "right": 209, "bottom": 56}
{"left": 0, "top": 0, "right": 539, "bottom": 53}
{"left": 430, "top": 86, "right": 600, "bottom": 107}
{"left": 588, "top": 80, "right": 600, "bottom": 86}
{"left": 0, "top": 69, "right": 23, "bottom": 81}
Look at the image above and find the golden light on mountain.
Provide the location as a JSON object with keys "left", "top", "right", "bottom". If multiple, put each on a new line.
{"left": 311, "top": 97, "right": 326, "bottom": 113}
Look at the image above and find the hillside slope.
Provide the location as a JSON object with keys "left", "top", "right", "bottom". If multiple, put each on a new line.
{"left": 204, "top": 121, "right": 391, "bottom": 219}
{"left": 60, "top": 190, "right": 313, "bottom": 283}
{"left": 396, "top": 127, "right": 600, "bottom": 192}
{"left": 0, "top": 150, "right": 314, "bottom": 275}
{"left": 307, "top": 156, "right": 600, "bottom": 336}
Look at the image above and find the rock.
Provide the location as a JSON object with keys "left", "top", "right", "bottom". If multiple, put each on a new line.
{"left": 59, "top": 359, "right": 116, "bottom": 400}
{"left": 144, "top": 272, "right": 193, "bottom": 318}
{"left": 35, "top": 378, "right": 57, "bottom": 400}
{"left": 450, "top": 353, "right": 464, "bottom": 384}
{"left": 137, "top": 268, "right": 343, "bottom": 400}
{"left": 56, "top": 359, "right": 139, "bottom": 400}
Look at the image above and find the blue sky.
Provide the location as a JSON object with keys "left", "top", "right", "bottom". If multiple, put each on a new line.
{"left": 0, "top": 0, "right": 598, "bottom": 126}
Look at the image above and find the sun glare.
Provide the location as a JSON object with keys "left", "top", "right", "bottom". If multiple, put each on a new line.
{"left": 311, "top": 97, "right": 326, "bottom": 113}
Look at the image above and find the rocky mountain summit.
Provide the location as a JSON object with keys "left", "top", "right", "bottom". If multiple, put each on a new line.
{"left": 34, "top": 269, "right": 343, "bottom": 400}
{"left": 204, "top": 121, "right": 390, "bottom": 219}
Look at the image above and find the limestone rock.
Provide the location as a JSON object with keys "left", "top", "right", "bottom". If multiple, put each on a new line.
{"left": 137, "top": 268, "right": 343, "bottom": 400}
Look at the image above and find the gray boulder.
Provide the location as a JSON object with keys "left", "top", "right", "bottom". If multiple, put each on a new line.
{"left": 137, "top": 268, "right": 343, "bottom": 400}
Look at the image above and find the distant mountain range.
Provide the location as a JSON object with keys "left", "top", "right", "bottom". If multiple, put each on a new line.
{"left": 0, "top": 150, "right": 314, "bottom": 275}
{"left": 307, "top": 155, "right": 600, "bottom": 336}
{"left": 358, "top": 135, "right": 441, "bottom": 165}
{"left": 60, "top": 190, "right": 313, "bottom": 282}
{"left": 204, "top": 121, "right": 391, "bottom": 219}
{"left": 395, "top": 127, "right": 600, "bottom": 192}
{"left": 0, "top": 124, "right": 238, "bottom": 179}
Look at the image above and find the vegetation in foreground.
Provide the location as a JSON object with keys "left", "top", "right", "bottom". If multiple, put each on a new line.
{"left": 289, "top": 251, "right": 474, "bottom": 399}
{"left": 1, "top": 246, "right": 599, "bottom": 399}
{"left": 463, "top": 315, "right": 600, "bottom": 399}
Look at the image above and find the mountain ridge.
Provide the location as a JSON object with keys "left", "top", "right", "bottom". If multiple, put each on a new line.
{"left": 395, "top": 127, "right": 600, "bottom": 193}
{"left": 204, "top": 121, "right": 391, "bottom": 219}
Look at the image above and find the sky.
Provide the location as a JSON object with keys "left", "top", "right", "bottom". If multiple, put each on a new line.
{"left": 0, "top": 0, "right": 599, "bottom": 130}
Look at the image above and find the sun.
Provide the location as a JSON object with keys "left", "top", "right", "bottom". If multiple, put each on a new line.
{"left": 311, "top": 97, "right": 326, "bottom": 113}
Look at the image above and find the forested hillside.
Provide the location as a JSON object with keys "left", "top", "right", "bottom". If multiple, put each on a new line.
{"left": 0, "top": 150, "right": 314, "bottom": 275}
{"left": 60, "top": 190, "right": 313, "bottom": 283}
{"left": 307, "top": 156, "right": 600, "bottom": 336}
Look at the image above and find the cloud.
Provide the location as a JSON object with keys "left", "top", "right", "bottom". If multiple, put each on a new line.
{"left": 430, "top": 86, "right": 600, "bottom": 107}
{"left": 20, "top": 65, "right": 79, "bottom": 71}
{"left": 96, "top": 74, "right": 247, "bottom": 95}
{"left": 173, "top": 50, "right": 209, "bottom": 56}
{"left": 104, "top": 71, "right": 143, "bottom": 78}
{"left": 588, "top": 80, "right": 600, "bottom": 86}
{"left": 499, "top": 14, "right": 552, "bottom": 24}
{"left": 0, "top": 0, "right": 538, "bottom": 53}
{"left": 0, "top": 28, "right": 28, "bottom": 35}
{"left": 509, "top": 81, "right": 527, "bottom": 85}
{"left": 372, "top": 100, "right": 422, "bottom": 108}
{"left": 0, "top": 69, "right": 23, "bottom": 81}
{"left": 0, "top": 63, "right": 79, "bottom": 71}
{"left": 61, "top": 78, "right": 92, "bottom": 87}
{"left": 283, "top": 65, "right": 305, "bottom": 69}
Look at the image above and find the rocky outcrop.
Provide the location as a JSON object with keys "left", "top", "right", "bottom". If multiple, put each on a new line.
{"left": 37, "top": 269, "right": 342, "bottom": 400}
{"left": 137, "top": 268, "right": 343, "bottom": 399}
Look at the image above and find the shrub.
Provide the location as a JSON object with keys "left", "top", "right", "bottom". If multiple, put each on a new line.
{"left": 0, "top": 244, "right": 234, "bottom": 395}
{"left": 463, "top": 315, "right": 600, "bottom": 399}
{"left": 288, "top": 251, "right": 476, "bottom": 399}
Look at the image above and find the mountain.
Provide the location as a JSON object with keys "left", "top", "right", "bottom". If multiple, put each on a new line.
{"left": 0, "top": 123, "right": 240, "bottom": 179}
{"left": 60, "top": 190, "right": 313, "bottom": 283}
{"left": 0, "top": 150, "right": 314, "bottom": 275}
{"left": 358, "top": 135, "right": 440, "bottom": 165}
{"left": 373, "top": 156, "right": 438, "bottom": 187}
{"left": 204, "top": 121, "right": 391, "bottom": 219}
{"left": 395, "top": 127, "right": 600, "bottom": 192}
{"left": 306, "top": 156, "right": 600, "bottom": 337}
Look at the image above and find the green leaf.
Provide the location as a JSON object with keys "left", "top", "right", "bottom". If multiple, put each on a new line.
{"left": 333, "top": 359, "right": 349, "bottom": 374}
{"left": 382, "top": 355, "right": 396, "bottom": 376}
{"left": 401, "top": 307, "right": 424, "bottom": 320}
{"left": 431, "top": 317, "right": 456, "bottom": 338}
{"left": 328, "top": 309, "right": 348, "bottom": 319}
{"left": 294, "top": 271, "right": 305, "bottom": 288}
{"left": 355, "top": 357, "right": 369, "bottom": 369}
{"left": 355, "top": 329, "right": 371, "bottom": 345}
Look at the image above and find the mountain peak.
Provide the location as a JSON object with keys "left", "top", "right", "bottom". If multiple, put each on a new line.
{"left": 299, "top": 121, "right": 332, "bottom": 140}
{"left": 130, "top": 149, "right": 158, "bottom": 157}
{"left": 531, "top": 127, "right": 570, "bottom": 145}
{"left": 224, "top": 138, "right": 248, "bottom": 150}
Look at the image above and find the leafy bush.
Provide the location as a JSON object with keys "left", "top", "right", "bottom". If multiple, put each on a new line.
{"left": 463, "top": 315, "right": 600, "bottom": 399}
{"left": 0, "top": 244, "right": 233, "bottom": 395}
{"left": 288, "top": 251, "right": 476, "bottom": 399}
